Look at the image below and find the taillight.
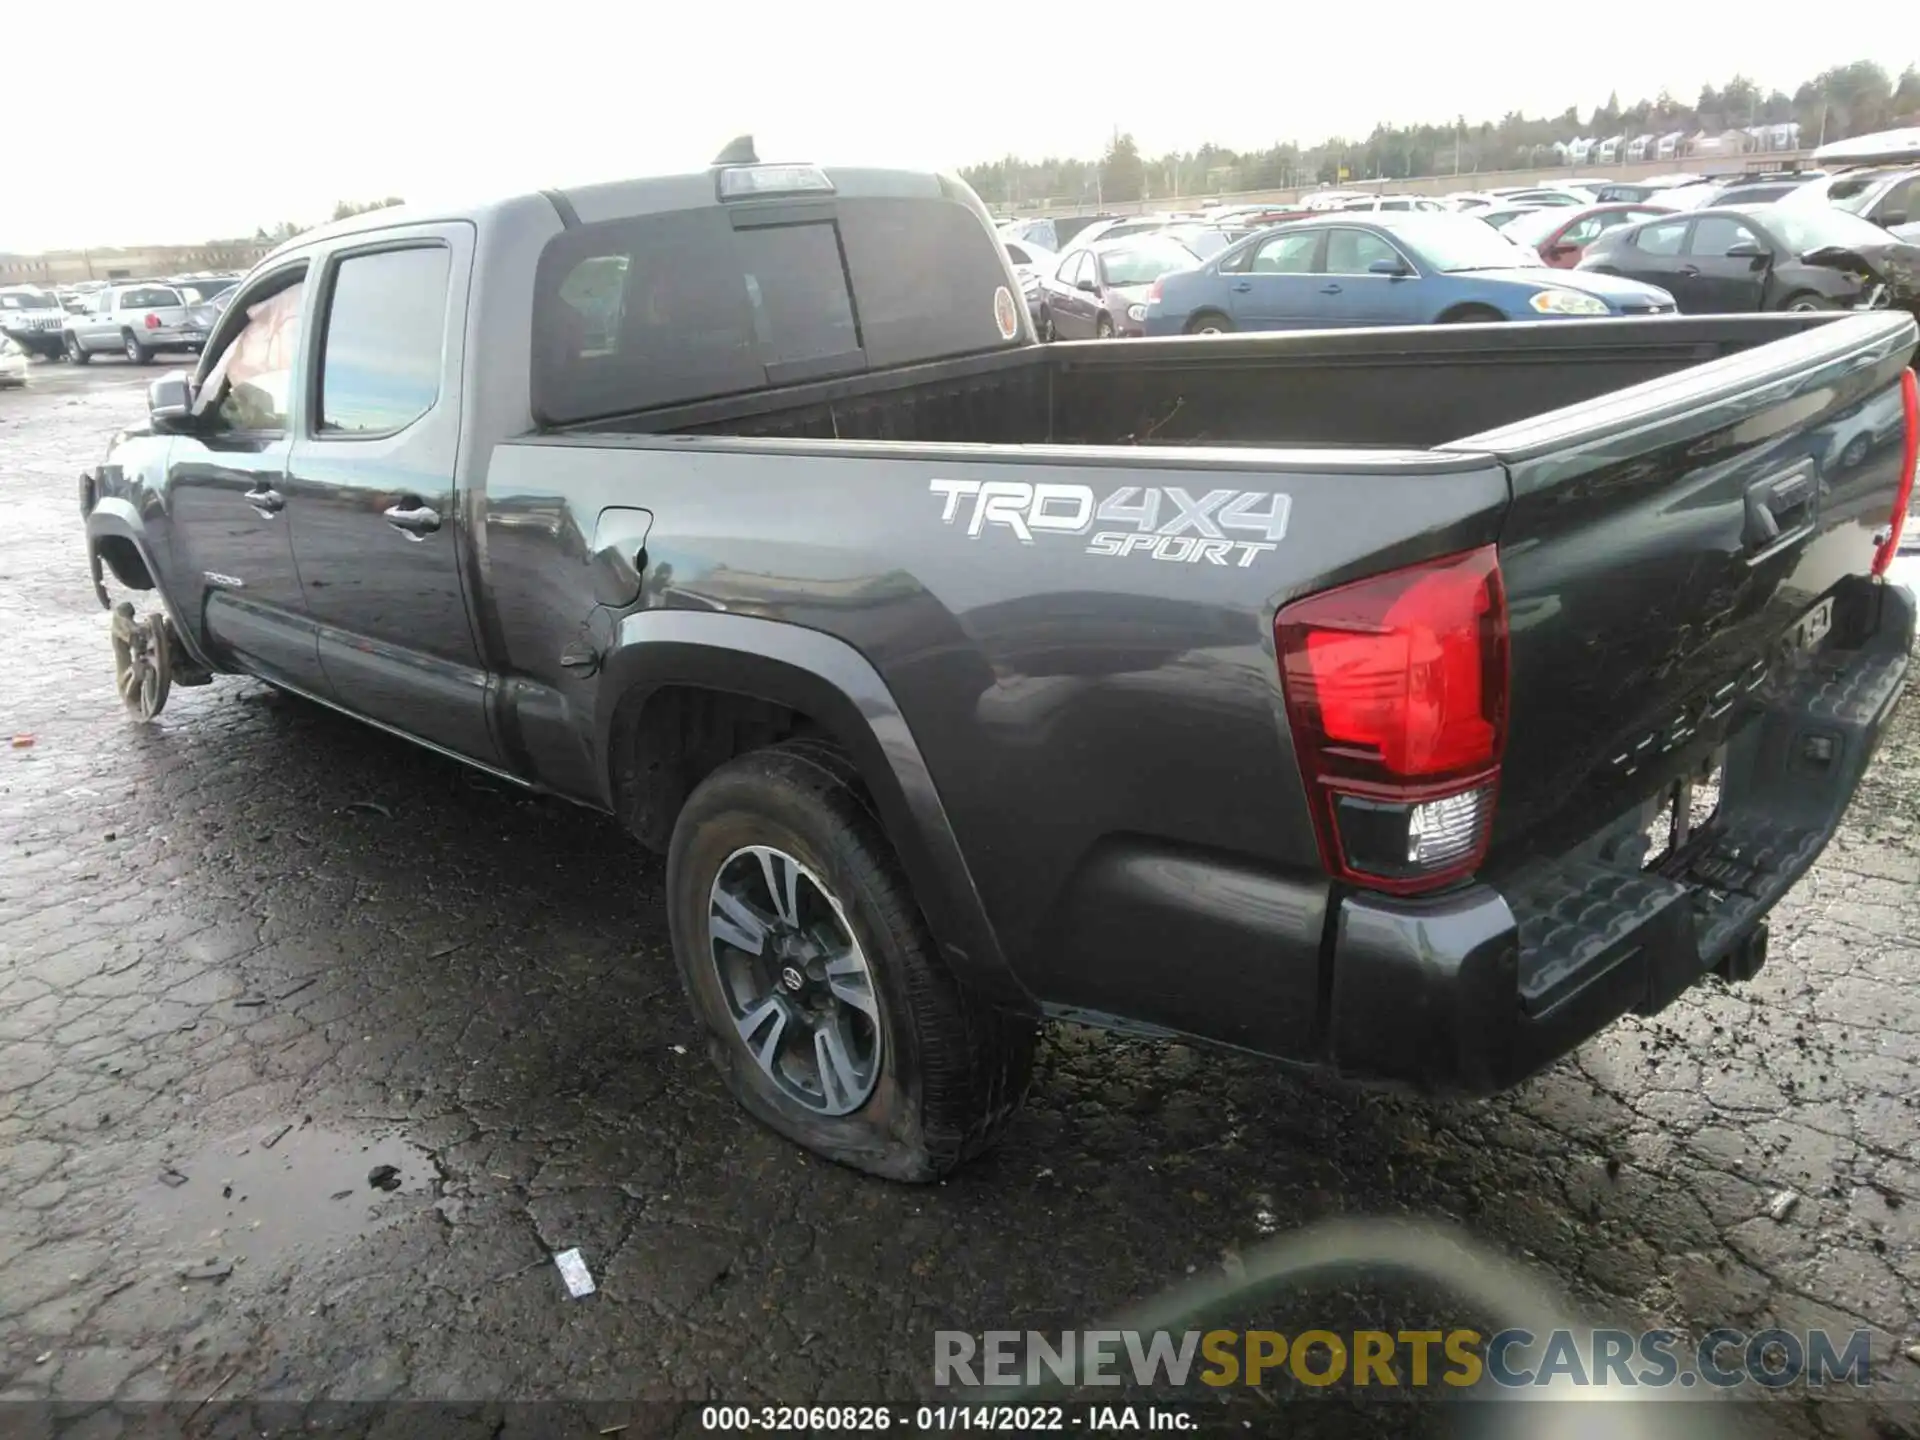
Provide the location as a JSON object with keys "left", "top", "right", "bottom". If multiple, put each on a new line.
{"left": 1276, "top": 546, "right": 1509, "bottom": 894}
{"left": 143, "top": 313, "right": 160, "bottom": 330}
{"left": 1873, "top": 368, "right": 1919, "bottom": 576}
{"left": 1148, "top": 278, "right": 1164, "bottom": 303}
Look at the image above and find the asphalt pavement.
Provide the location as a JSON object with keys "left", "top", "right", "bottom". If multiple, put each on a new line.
{"left": 4, "top": 359, "right": 1920, "bottom": 1436}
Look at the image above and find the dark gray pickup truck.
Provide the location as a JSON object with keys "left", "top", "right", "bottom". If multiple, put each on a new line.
{"left": 80, "top": 155, "right": 1919, "bottom": 1180}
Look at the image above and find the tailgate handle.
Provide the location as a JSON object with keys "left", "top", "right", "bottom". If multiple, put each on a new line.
{"left": 1743, "top": 464, "right": 1817, "bottom": 554}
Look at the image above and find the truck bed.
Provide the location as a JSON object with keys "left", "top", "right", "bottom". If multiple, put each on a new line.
{"left": 564, "top": 314, "right": 1839, "bottom": 451}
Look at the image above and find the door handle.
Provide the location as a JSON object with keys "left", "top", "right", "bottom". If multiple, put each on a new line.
{"left": 245, "top": 486, "right": 284, "bottom": 515}
{"left": 383, "top": 502, "right": 441, "bottom": 539}
{"left": 1320, "top": 283, "right": 1343, "bottom": 294}
{"left": 1230, "top": 280, "right": 1252, "bottom": 293}
{"left": 1679, "top": 264, "right": 1701, "bottom": 276}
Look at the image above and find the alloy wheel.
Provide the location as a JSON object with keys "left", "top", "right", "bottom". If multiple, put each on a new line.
{"left": 706, "top": 845, "right": 881, "bottom": 1116}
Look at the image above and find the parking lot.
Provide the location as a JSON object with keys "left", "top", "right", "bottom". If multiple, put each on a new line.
{"left": 4, "top": 358, "right": 1920, "bottom": 1436}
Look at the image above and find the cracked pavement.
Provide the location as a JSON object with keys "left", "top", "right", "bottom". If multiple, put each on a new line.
{"left": 4, "top": 361, "right": 1920, "bottom": 1436}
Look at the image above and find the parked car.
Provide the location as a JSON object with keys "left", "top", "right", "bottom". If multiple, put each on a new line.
{"left": 1157, "top": 222, "right": 1249, "bottom": 259}
{"left": 1000, "top": 213, "right": 1114, "bottom": 252}
{"left": 1780, "top": 165, "right": 1920, "bottom": 231}
{"left": 1000, "top": 237, "right": 1053, "bottom": 330}
{"left": 0, "top": 335, "right": 28, "bottom": 387}
{"left": 1337, "top": 194, "right": 1447, "bottom": 213}
{"left": 75, "top": 153, "right": 1920, "bottom": 1185}
{"left": 1578, "top": 204, "right": 1920, "bottom": 318}
{"left": 1484, "top": 187, "right": 1586, "bottom": 207}
{"left": 182, "top": 282, "right": 240, "bottom": 335}
{"left": 171, "top": 275, "right": 243, "bottom": 305}
{"left": 1444, "top": 192, "right": 1497, "bottom": 211}
{"left": 1499, "top": 203, "right": 1677, "bottom": 269}
{"left": 1476, "top": 204, "right": 1549, "bottom": 230}
{"left": 0, "top": 285, "right": 70, "bottom": 358}
{"left": 1594, "top": 176, "right": 1708, "bottom": 203}
{"left": 62, "top": 282, "right": 213, "bottom": 365}
{"left": 1040, "top": 234, "right": 1201, "bottom": 339}
{"left": 1144, "top": 213, "right": 1675, "bottom": 335}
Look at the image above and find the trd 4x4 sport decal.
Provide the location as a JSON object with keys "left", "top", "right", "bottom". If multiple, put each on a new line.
{"left": 928, "top": 480, "right": 1289, "bottom": 568}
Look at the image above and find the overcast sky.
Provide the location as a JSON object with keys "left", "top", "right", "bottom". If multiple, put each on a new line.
{"left": 5, "top": 2, "right": 1913, "bottom": 253}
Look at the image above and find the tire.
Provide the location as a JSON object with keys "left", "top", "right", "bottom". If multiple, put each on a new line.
{"left": 1440, "top": 305, "right": 1505, "bottom": 324}
{"left": 66, "top": 333, "right": 91, "bottom": 365}
{"left": 1186, "top": 311, "right": 1234, "bottom": 335}
{"left": 123, "top": 330, "right": 152, "bottom": 364}
{"left": 1783, "top": 293, "right": 1834, "bottom": 313}
{"left": 665, "top": 741, "right": 1036, "bottom": 1181}
{"left": 1095, "top": 313, "right": 1114, "bottom": 339}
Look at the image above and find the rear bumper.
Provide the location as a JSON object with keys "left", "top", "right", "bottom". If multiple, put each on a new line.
{"left": 1328, "top": 576, "right": 1912, "bottom": 1094}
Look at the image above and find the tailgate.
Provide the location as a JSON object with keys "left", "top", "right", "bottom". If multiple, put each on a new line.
{"left": 1445, "top": 311, "right": 1917, "bottom": 871}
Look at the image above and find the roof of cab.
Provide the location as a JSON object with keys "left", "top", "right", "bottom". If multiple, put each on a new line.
{"left": 260, "top": 162, "right": 977, "bottom": 267}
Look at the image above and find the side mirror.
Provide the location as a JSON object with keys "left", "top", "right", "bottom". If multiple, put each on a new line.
{"left": 1368, "top": 257, "right": 1410, "bottom": 277}
{"left": 147, "top": 372, "right": 194, "bottom": 432}
{"left": 1076, "top": 277, "right": 1098, "bottom": 293}
{"left": 1724, "top": 240, "right": 1770, "bottom": 261}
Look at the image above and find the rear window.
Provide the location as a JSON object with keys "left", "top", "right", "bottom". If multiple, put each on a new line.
{"left": 120, "top": 287, "right": 180, "bottom": 308}
{"left": 532, "top": 196, "right": 1019, "bottom": 424}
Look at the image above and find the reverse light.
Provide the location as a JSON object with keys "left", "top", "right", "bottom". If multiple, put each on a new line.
{"left": 1276, "top": 547, "right": 1509, "bottom": 894}
{"left": 143, "top": 313, "right": 161, "bottom": 329}
{"left": 1874, "top": 367, "right": 1918, "bottom": 576}
{"left": 716, "top": 164, "right": 834, "bottom": 200}
{"left": 1529, "top": 289, "right": 1610, "bottom": 316}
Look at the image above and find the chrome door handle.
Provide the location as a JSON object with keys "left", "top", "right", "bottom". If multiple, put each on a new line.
{"left": 383, "top": 503, "right": 441, "bottom": 539}
{"left": 245, "top": 486, "right": 284, "bottom": 515}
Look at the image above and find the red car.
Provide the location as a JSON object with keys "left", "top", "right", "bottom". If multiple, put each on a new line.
{"left": 1500, "top": 203, "right": 1676, "bottom": 268}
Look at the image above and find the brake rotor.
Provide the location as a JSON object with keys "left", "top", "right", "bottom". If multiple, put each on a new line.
{"left": 110, "top": 602, "right": 171, "bottom": 722}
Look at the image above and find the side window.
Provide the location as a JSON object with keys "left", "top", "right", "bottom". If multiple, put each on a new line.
{"left": 1324, "top": 229, "right": 1404, "bottom": 275}
{"left": 317, "top": 247, "right": 451, "bottom": 435}
{"left": 1560, "top": 216, "right": 1605, "bottom": 245}
{"left": 201, "top": 279, "right": 306, "bottom": 433}
{"left": 1054, "top": 250, "right": 1082, "bottom": 283}
{"left": 1876, "top": 176, "right": 1920, "bottom": 222}
{"left": 1635, "top": 220, "right": 1690, "bottom": 256}
{"left": 1688, "top": 217, "right": 1758, "bottom": 257}
{"left": 1250, "top": 229, "right": 1320, "bottom": 274}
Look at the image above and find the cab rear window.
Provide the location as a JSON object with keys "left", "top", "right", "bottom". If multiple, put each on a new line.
{"left": 531, "top": 196, "right": 1018, "bottom": 425}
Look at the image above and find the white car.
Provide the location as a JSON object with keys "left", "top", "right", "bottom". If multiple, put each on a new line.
{"left": 0, "top": 336, "right": 29, "bottom": 388}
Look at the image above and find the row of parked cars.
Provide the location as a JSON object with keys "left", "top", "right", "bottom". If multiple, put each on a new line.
{"left": 997, "top": 157, "right": 1920, "bottom": 341}
{"left": 0, "top": 273, "right": 240, "bottom": 370}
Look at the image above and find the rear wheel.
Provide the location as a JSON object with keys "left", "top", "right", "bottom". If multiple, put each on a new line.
{"left": 1095, "top": 313, "right": 1114, "bottom": 339}
{"left": 1186, "top": 311, "right": 1234, "bottom": 335}
{"left": 665, "top": 742, "right": 1036, "bottom": 1181}
{"left": 123, "top": 330, "right": 152, "bottom": 364}
{"left": 1440, "top": 305, "right": 1505, "bottom": 324}
{"left": 66, "top": 333, "right": 90, "bottom": 365}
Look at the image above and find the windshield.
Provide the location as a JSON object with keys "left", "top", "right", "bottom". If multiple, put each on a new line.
{"left": 1160, "top": 225, "right": 1236, "bottom": 259}
{"left": 0, "top": 289, "right": 58, "bottom": 310}
{"left": 1766, "top": 206, "right": 1899, "bottom": 254}
{"left": 1498, "top": 209, "right": 1571, "bottom": 246}
{"left": 1100, "top": 238, "right": 1199, "bottom": 286}
{"left": 1379, "top": 215, "right": 1537, "bottom": 270}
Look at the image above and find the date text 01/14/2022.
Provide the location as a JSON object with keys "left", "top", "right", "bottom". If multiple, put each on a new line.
{"left": 697, "top": 1404, "right": 1198, "bottom": 1431}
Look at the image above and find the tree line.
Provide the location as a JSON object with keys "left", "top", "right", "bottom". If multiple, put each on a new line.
{"left": 962, "top": 60, "right": 1920, "bottom": 207}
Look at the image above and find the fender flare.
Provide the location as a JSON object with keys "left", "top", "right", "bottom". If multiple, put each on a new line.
{"left": 83, "top": 495, "right": 218, "bottom": 675}
{"left": 593, "top": 609, "right": 1036, "bottom": 1012}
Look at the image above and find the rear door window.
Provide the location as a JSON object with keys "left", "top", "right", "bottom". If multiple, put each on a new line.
{"left": 1634, "top": 220, "right": 1690, "bottom": 255}
{"left": 316, "top": 246, "right": 451, "bottom": 435}
{"left": 532, "top": 193, "right": 1019, "bottom": 424}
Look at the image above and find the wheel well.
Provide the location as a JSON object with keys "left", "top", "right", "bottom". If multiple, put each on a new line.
{"left": 1438, "top": 303, "right": 1504, "bottom": 323}
{"left": 95, "top": 536, "right": 153, "bottom": 590}
{"left": 1186, "top": 309, "right": 1230, "bottom": 331}
{"left": 609, "top": 684, "right": 843, "bottom": 851}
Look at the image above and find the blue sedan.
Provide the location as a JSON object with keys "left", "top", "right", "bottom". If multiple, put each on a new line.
{"left": 1142, "top": 212, "right": 1677, "bottom": 335}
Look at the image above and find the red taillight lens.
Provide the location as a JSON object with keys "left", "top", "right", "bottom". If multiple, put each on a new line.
{"left": 1873, "top": 368, "right": 1918, "bottom": 577}
{"left": 1277, "top": 546, "right": 1509, "bottom": 893}
{"left": 1148, "top": 277, "right": 1164, "bottom": 303}
{"left": 143, "top": 313, "right": 160, "bottom": 330}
